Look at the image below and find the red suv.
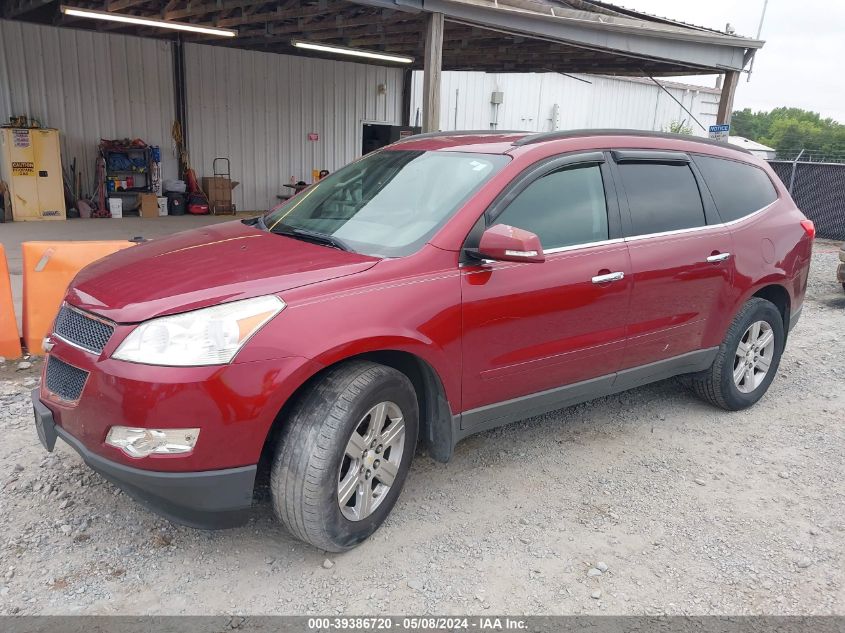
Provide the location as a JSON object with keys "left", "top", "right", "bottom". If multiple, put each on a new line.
{"left": 33, "top": 130, "right": 814, "bottom": 551}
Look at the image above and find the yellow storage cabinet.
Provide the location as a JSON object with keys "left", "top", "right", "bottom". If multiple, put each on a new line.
{"left": 0, "top": 127, "right": 66, "bottom": 221}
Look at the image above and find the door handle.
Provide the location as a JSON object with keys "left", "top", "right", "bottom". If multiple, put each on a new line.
{"left": 591, "top": 271, "right": 625, "bottom": 284}
{"left": 706, "top": 252, "right": 731, "bottom": 263}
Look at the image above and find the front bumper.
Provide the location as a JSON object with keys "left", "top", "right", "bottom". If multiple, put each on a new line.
{"left": 34, "top": 391, "right": 256, "bottom": 529}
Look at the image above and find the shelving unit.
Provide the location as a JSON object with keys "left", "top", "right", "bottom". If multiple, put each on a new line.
{"left": 100, "top": 143, "right": 153, "bottom": 215}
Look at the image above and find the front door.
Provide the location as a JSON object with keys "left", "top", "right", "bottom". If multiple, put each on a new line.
{"left": 460, "top": 154, "right": 632, "bottom": 418}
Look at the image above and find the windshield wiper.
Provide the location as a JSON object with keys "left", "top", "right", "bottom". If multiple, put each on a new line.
{"left": 242, "top": 215, "right": 268, "bottom": 231}
{"left": 271, "top": 224, "right": 352, "bottom": 252}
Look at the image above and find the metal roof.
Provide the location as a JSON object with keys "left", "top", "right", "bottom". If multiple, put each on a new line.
{"left": 4, "top": 0, "right": 762, "bottom": 75}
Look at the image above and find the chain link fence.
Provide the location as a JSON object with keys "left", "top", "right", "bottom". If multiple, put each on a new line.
{"left": 768, "top": 159, "right": 845, "bottom": 241}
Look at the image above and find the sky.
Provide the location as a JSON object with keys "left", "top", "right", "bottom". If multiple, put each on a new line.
{"left": 614, "top": 0, "right": 845, "bottom": 123}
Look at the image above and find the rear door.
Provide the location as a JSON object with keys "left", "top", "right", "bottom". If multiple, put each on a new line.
{"left": 611, "top": 150, "right": 735, "bottom": 370}
{"left": 460, "top": 152, "right": 631, "bottom": 415}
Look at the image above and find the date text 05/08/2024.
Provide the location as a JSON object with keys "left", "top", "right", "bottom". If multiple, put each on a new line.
{"left": 306, "top": 617, "right": 528, "bottom": 630}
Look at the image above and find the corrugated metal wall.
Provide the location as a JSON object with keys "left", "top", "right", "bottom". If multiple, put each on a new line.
{"left": 411, "top": 71, "right": 721, "bottom": 137}
{"left": 0, "top": 19, "right": 177, "bottom": 192}
{"left": 184, "top": 44, "right": 404, "bottom": 211}
{"left": 0, "top": 20, "right": 404, "bottom": 212}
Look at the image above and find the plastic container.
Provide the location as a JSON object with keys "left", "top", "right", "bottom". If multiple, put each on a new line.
{"left": 108, "top": 198, "right": 123, "bottom": 219}
{"left": 164, "top": 179, "right": 187, "bottom": 193}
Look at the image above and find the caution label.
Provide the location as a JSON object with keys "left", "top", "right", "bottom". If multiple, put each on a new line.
{"left": 12, "top": 161, "right": 34, "bottom": 176}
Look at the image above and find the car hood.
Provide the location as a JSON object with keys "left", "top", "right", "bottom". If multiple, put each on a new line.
{"left": 66, "top": 221, "right": 378, "bottom": 323}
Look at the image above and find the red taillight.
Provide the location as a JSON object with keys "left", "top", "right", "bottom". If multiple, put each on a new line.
{"left": 800, "top": 219, "right": 815, "bottom": 240}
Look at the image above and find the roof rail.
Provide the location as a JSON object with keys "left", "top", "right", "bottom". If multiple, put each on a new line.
{"left": 394, "top": 130, "right": 529, "bottom": 143}
{"left": 512, "top": 129, "right": 750, "bottom": 154}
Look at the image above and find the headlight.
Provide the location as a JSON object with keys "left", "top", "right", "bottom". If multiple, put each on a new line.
{"left": 112, "top": 295, "right": 285, "bottom": 366}
{"left": 106, "top": 426, "right": 200, "bottom": 458}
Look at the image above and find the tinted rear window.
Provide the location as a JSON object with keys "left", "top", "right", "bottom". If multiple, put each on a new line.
{"left": 618, "top": 163, "right": 705, "bottom": 236}
{"left": 694, "top": 155, "right": 778, "bottom": 223}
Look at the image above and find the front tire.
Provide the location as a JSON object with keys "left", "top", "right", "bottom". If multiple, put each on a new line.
{"left": 271, "top": 360, "right": 418, "bottom": 551}
{"left": 686, "top": 297, "right": 785, "bottom": 411}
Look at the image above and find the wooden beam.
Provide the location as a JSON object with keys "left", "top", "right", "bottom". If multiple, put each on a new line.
{"left": 164, "top": 0, "right": 277, "bottom": 22}
{"left": 236, "top": 10, "right": 407, "bottom": 39}
{"left": 422, "top": 11, "right": 443, "bottom": 133}
{"left": 716, "top": 70, "right": 739, "bottom": 125}
{"left": 107, "top": 0, "right": 149, "bottom": 11}
{"left": 160, "top": 0, "right": 180, "bottom": 18}
{"left": 216, "top": 2, "right": 346, "bottom": 28}
{"left": 4, "top": 0, "right": 53, "bottom": 17}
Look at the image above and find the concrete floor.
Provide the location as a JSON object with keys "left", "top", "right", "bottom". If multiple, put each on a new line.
{"left": 1, "top": 214, "right": 254, "bottom": 331}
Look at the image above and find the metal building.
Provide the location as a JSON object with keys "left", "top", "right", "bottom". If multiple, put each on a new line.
{"left": 410, "top": 71, "right": 721, "bottom": 136}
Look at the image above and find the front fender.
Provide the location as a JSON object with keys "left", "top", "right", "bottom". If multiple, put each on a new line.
{"left": 309, "top": 334, "right": 458, "bottom": 404}
{"left": 238, "top": 265, "right": 464, "bottom": 412}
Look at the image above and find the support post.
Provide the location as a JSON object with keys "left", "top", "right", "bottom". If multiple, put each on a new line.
{"left": 401, "top": 68, "right": 412, "bottom": 127}
{"left": 422, "top": 12, "right": 444, "bottom": 133}
{"left": 716, "top": 70, "right": 739, "bottom": 125}
{"left": 172, "top": 36, "right": 189, "bottom": 177}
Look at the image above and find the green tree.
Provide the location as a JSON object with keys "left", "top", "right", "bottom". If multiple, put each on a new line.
{"left": 730, "top": 107, "right": 845, "bottom": 157}
{"left": 664, "top": 120, "right": 694, "bottom": 135}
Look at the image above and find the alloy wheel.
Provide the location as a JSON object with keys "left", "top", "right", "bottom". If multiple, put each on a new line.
{"left": 733, "top": 320, "right": 775, "bottom": 393}
{"left": 337, "top": 401, "right": 406, "bottom": 521}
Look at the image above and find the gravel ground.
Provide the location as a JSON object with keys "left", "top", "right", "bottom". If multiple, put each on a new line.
{"left": 0, "top": 242, "right": 843, "bottom": 616}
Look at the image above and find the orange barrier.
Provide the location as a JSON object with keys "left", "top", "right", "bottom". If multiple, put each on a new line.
{"left": 0, "top": 244, "right": 23, "bottom": 359}
{"left": 22, "top": 241, "right": 134, "bottom": 354}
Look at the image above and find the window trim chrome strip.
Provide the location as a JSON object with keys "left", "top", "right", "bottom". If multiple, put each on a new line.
{"left": 463, "top": 196, "right": 778, "bottom": 263}
{"left": 721, "top": 199, "right": 778, "bottom": 227}
{"left": 623, "top": 199, "right": 778, "bottom": 243}
{"left": 543, "top": 237, "right": 625, "bottom": 255}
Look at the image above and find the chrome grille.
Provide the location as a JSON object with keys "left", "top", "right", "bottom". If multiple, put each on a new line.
{"left": 54, "top": 305, "right": 114, "bottom": 354}
{"left": 45, "top": 356, "right": 89, "bottom": 402}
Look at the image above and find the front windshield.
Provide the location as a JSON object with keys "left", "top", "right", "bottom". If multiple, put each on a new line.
{"left": 264, "top": 150, "right": 509, "bottom": 257}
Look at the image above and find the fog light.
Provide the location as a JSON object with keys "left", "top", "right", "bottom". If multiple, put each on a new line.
{"left": 105, "top": 426, "right": 200, "bottom": 458}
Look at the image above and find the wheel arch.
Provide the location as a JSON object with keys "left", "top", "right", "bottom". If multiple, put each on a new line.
{"left": 259, "top": 348, "right": 457, "bottom": 470}
{"left": 750, "top": 283, "right": 791, "bottom": 337}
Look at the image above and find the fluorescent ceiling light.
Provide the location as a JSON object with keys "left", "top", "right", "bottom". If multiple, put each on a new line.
{"left": 292, "top": 40, "right": 413, "bottom": 64}
{"left": 60, "top": 5, "right": 237, "bottom": 38}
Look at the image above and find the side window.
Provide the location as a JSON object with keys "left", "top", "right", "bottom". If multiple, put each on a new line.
{"left": 617, "top": 163, "right": 705, "bottom": 236}
{"left": 694, "top": 155, "right": 778, "bottom": 223}
{"left": 493, "top": 164, "right": 609, "bottom": 250}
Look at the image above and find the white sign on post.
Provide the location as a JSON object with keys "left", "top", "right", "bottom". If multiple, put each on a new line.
{"left": 709, "top": 124, "right": 730, "bottom": 142}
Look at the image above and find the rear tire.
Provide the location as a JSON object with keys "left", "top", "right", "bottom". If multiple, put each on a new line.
{"left": 270, "top": 360, "right": 418, "bottom": 551}
{"left": 685, "top": 298, "right": 785, "bottom": 411}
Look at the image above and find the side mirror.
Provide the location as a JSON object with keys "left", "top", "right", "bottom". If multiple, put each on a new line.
{"left": 474, "top": 224, "right": 545, "bottom": 263}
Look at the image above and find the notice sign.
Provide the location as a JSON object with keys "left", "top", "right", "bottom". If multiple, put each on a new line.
{"left": 13, "top": 129, "right": 30, "bottom": 148}
{"left": 709, "top": 124, "right": 730, "bottom": 142}
{"left": 307, "top": 132, "right": 319, "bottom": 141}
{"left": 12, "top": 161, "right": 34, "bottom": 176}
